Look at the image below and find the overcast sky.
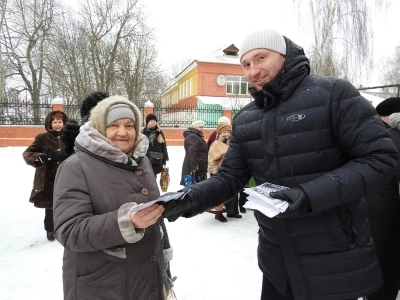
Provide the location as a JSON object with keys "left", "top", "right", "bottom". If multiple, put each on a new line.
{"left": 143, "top": 0, "right": 400, "bottom": 86}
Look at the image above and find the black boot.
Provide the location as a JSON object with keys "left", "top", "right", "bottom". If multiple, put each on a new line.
{"left": 47, "top": 231, "right": 55, "bottom": 241}
{"left": 227, "top": 214, "right": 242, "bottom": 219}
{"left": 215, "top": 214, "right": 227, "bottom": 223}
{"left": 239, "top": 207, "right": 246, "bottom": 213}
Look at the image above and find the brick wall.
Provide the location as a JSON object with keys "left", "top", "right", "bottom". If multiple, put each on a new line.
{"left": 0, "top": 125, "right": 214, "bottom": 147}
{"left": 0, "top": 126, "right": 45, "bottom": 147}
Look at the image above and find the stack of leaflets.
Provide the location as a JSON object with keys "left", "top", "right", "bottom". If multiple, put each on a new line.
{"left": 243, "top": 182, "right": 289, "bottom": 218}
{"left": 128, "top": 190, "right": 189, "bottom": 214}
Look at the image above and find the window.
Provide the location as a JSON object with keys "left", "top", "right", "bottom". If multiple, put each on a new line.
{"left": 226, "top": 76, "right": 249, "bottom": 95}
{"left": 186, "top": 80, "right": 189, "bottom": 97}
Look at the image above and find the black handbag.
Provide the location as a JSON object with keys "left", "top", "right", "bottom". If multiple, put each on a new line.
{"left": 149, "top": 151, "right": 164, "bottom": 164}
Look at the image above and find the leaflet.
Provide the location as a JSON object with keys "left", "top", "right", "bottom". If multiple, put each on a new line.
{"left": 243, "top": 182, "right": 289, "bottom": 218}
{"left": 128, "top": 190, "right": 188, "bottom": 214}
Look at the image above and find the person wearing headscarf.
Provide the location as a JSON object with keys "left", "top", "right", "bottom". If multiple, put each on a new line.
{"left": 53, "top": 96, "right": 173, "bottom": 300}
{"left": 180, "top": 120, "right": 208, "bottom": 185}
{"left": 142, "top": 113, "right": 169, "bottom": 175}
{"left": 207, "top": 122, "right": 242, "bottom": 222}
{"left": 23, "top": 110, "right": 69, "bottom": 241}
{"left": 206, "top": 116, "right": 231, "bottom": 150}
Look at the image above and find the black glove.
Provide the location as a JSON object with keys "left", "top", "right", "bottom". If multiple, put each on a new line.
{"left": 163, "top": 195, "right": 192, "bottom": 222}
{"left": 38, "top": 155, "right": 53, "bottom": 164}
{"left": 269, "top": 187, "right": 311, "bottom": 215}
{"left": 62, "top": 122, "right": 81, "bottom": 155}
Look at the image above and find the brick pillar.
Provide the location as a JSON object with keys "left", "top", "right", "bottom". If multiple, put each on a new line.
{"left": 144, "top": 100, "right": 154, "bottom": 127}
{"left": 52, "top": 97, "right": 64, "bottom": 111}
{"left": 222, "top": 105, "right": 232, "bottom": 122}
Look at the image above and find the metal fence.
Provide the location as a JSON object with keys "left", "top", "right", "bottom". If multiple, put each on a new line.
{"left": 358, "top": 84, "right": 400, "bottom": 99}
{"left": 0, "top": 98, "right": 52, "bottom": 125}
{"left": 153, "top": 104, "right": 223, "bottom": 129}
{"left": 0, "top": 100, "right": 232, "bottom": 127}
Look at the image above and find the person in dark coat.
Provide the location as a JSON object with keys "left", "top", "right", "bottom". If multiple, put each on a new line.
{"left": 180, "top": 120, "right": 208, "bottom": 186}
{"left": 53, "top": 96, "right": 172, "bottom": 300}
{"left": 364, "top": 110, "right": 400, "bottom": 300}
{"left": 23, "top": 110, "right": 69, "bottom": 241}
{"left": 62, "top": 91, "right": 109, "bottom": 156}
{"left": 142, "top": 113, "right": 169, "bottom": 175}
{"left": 163, "top": 28, "right": 398, "bottom": 300}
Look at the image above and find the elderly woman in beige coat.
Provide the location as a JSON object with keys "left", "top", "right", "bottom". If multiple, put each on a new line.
{"left": 53, "top": 96, "right": 173, "bottom": 300}
{"left": 207, "top": 123, "right": 242, "bottom": 222}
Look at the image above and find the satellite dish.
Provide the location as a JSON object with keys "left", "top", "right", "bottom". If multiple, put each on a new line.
{"left": 217, "top": 75, "right": 226, "bottom": 86}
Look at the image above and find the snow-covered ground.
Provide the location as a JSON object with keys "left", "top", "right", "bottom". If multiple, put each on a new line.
{"left": 0, "top": 146, "right": 262, "bottom": 300}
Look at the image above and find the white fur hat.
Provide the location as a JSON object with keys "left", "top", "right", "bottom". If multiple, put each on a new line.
{"left": 218, "top": 116, "right": 231, "bottom": 125}
{"left": 191, "top": 120, "right": 205, "bottom": 128}
{"left": 239, "top": 28, "right": 286, "bottom": 61}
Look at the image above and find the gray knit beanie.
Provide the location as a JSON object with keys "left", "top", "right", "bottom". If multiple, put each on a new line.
{"left": 106, "top": 104, "right": 136, "bottom": 125}
{"left": 239, "top": 28, "right": 286, "bottom": 61}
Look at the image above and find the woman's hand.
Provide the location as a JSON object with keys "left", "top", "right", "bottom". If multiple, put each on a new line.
{"left": 130, "top": 204, "right": 164, "bottom": 229}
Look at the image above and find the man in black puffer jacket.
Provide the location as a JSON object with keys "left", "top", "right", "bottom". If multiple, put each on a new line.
{"left": 163, "top": 29, "right": 398, "bottom": 300}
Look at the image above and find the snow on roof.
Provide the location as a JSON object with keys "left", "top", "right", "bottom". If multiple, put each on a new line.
{"left": 360, "top": 92, "right": 384, "bottom": 107}
{"left": 196, "top": 46, "right": 240, "bottom": 65}
{"left": 196, "top": 96, "right": 252, "bottom": 107}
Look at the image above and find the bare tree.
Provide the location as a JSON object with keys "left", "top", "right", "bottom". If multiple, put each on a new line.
{"left": 117, "top": 33, "right": 167, "bottom": 106}
{"left": 296, "top": 0, "right": 389, "bottom": 82}
{"left": 382, "top": 44, "right": 400, "bottom": 85}
{"left": 0, "top": 0, "right": 7, "bottom": 100}
{"left": 170, "top": 58, "right": 194, "bottom": 78}
{"left": 46, "top": 8, "right": 96, "bottom": 104}
{"left": 47, "top": 0, "right": 167, "bottom": 110}
{"left": 381, "top": 44, "right": 400, "bottom": 96}
{"left": 1, "top": 0, "right": 59, "bottom": 122}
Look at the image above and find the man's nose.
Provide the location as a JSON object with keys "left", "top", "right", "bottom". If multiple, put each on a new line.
{"left": 250, "top": 64, "right": 260, "bottom": 77}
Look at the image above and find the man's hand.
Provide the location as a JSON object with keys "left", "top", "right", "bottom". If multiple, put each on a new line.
{"left": 269, "top": 187, "right": 311, "bottom": 215}
{"left": 163, "top": 196, "right": 192, "bottom": 222}
{"left": 130, "top": 204, "right": 164, "bottom": 228}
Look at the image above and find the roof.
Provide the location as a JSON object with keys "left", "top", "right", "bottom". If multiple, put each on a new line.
{"left": 196, "top": 44, "right": 240, "bottom": 65}
{"left": 196, "top": 96, "right": 252, "bottom": 107}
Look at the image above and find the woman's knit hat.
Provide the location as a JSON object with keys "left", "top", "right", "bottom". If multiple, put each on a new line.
{"left": 239, "top": 28, "right": 286, "bottom": 62}
{"left": 89, "top": 96, "right": 141, "bottom": 137}
{"left": 146, "top": 113, "right": 158, "bottom": 125}
{"left": 106, "top": 104, "right": 136, "bottom": 126}
{"left": 217, "top": 123, "right": 232, "bottom": 135}
{"left": 191, "top": 120, "right": 205, "bottom": 128}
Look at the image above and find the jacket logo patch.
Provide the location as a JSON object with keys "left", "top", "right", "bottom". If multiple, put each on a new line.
{"left": 286, "top": 114, "right": 306, "bottom": 122}
{"left": 135, "top": 170, "right": 143, "bottom": 176}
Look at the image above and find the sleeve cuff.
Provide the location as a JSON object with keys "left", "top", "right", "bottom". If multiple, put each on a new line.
{"left": 118, "top": 203, "right": 145, "bottom": 243}
{"left": 163, "top": 247, "right": 173, "bottom": 264}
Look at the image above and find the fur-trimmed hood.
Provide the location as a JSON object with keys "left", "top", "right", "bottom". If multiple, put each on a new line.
{"left": 89, "top": 96, "right": 142, "bottom": 138}
{"left": 388, "top": 113, "right": 400, "bottom": 131}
